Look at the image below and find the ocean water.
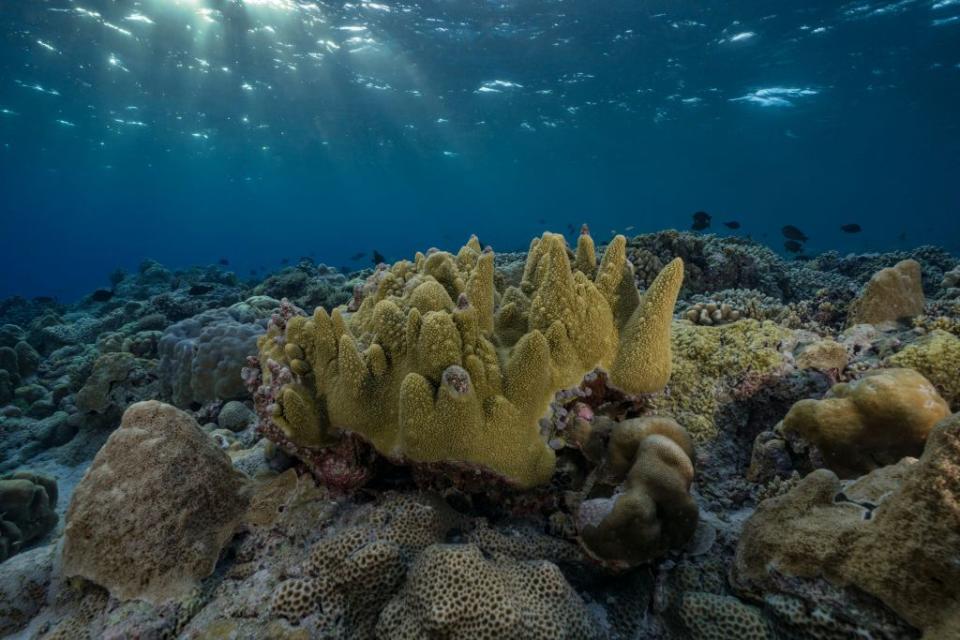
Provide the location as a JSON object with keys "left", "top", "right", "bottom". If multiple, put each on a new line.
{"left": 1, "top": 0, "right": 959, "bottom": 300}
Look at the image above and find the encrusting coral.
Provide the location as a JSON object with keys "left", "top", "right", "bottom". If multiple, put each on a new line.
{"left": 888, "top": 329, "right": 960, "bottom": 410}
{"left": 847, "top": 259, "right": 925, "bottom": 327}
{"left": 734, "top": 411, "right": 960, "bottom": 639}
{"left": 782, "top": 368, "right": 950, "bottom": 477}
{"left": 576, "top": 416, "right": 698, "bottom": 568}
{"left": 254, "top": 231, "right": 684, "bottom": 488}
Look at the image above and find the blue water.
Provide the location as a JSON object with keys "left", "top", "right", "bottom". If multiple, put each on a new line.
{"left": 2, "top": 0, "right": 959, "bottom": 300}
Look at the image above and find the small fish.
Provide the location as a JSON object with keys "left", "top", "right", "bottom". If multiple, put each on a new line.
{"left": 249, "top": 269, "right": 256, "bottom": 275}
{"left": 898, "top": 231, "right": 907, "bottom": 243}
{"left": 350, "top": 251, "right": 366, "bottom": 261}
{"left": 91, "top": 289, "right": 114, "bottom": 302}
{"left": 537, "top": 218, "right": 546, "bottom": 224}
{"left": 218, "top": 257, "right": 230, "bottom": 266}
{"left": 784, "top": 240, "right": 803, "bottom": 253}
{"left": 840, "top": 224, "right": 862, "bottom": 233}
{"left": 691, "top": 211, "right": 711, "bottom": 231}
{"left": 372, "top": 250, "right": 385, "bottom": 265}
{"left": 781, "top": 225, "right": 808, "bottom": 242}
{"left": 566, "top": 223, "right": 576, "bottom": 234}
{"left": 624, "top": 225, "right": 635, "bottom": 231}
{"left": 723, "top": 221, "right": 741, "bottom": 229}
{"left": 281, "top": 257, "right": 289, "bottom": 265}
{"left": 189, "top": 283, "right": 214, "bottom": 295}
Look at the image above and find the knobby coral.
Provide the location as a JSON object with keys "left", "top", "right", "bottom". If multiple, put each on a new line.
{"left": 782, "top": 368, "right": 950, "bottom": 477}
{"left": 255, "top": 232, "right": 684, "bottom": 488}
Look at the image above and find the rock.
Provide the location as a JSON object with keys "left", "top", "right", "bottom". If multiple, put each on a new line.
{"left": 795, "top": 339, "right": 848, "bottom": 371}
{"left": 218, "top": 400, "right": 255, "bottom": 433}
{"left": 74, "top": 352, "right": 159, "bottom": 420}
{"left": 847, "top": 259, "right": 925, "bottom": 327}
{"left": 14, "top": 341, "right": 40, "bottom": 378}
{"left": 0, "top": 543, "right": 56, "bottom": 636}
{"left": 62, "top": 401, "right": 250, "bottom": 603}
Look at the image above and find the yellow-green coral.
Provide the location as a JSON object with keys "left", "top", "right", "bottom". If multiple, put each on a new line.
{"left": 651, "top": 320, "right": 790, "bottom": 441}
{"left": 888, "top": 329, "right": 960, "bottom": 409}
{"left": 783, "top": 368, "right": 950, "bottom": 477}
{"left": 258, "top": 232, "right": 684, "bottom": 488}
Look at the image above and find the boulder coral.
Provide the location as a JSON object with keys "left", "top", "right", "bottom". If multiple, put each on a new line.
{"left": 783, "top": 368, "right": 950, "bottom": 477}
{"left": 734, "top": 411, "right": 960, "bottom": 638}
{"left": 576, "top": 416, "right": 698, "bottom": 568}
{"left": 0, "top": 471, "right": 58, "bottom": 562}
{"left": 847, "top": 258, "right": 925, "bottom": 327}
{"left": 62, "top": 401, "right": 250, "bottom": 604}
{"left": 255, "top": 232, "right": 684, "bottom": 488}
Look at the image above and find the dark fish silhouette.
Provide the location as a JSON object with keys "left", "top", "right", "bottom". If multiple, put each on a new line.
{"left": 281, "top": 258, "right": 289, "bottom": 265}
{"left": 249, "top": 269, "right": 256, "bottom": 275}
{"left": 691, "top": 211, "right": 711, "bottom": 231}
{"left": 840, "top": 224, "right": 862, "bottom": 233}
{"left": 898, "top": 231, "right": 907, "bottom": 243}
{"left": 782, "top": 225, "right": 808, "bottom": 242}
{"left": 372, "top": 250, "right": 385, "bottom": 265}
{"left": 784, "top": 240, "right": 803, "bottom": 253}
{"left": 218, "top": 257, "right": 230, "bottom": 266}
{"left": 91, "top": 289, "right": 114, "bottom": 302}
{"left": 350, "top": 252, "right": 366, "bottom": 261}
{"left": 723, "top": 221, "right": 741, "bottom": 229}
{"left": 189, "top": 283, "right": 214, "bottom": 295}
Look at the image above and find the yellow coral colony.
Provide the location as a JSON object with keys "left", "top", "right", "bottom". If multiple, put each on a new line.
{"left": 257, "top": 232, "right": 684, "bottom": 488}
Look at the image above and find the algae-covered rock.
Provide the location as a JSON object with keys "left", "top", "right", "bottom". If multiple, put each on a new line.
{"left": 256, "top": 232, "right": 683, "bottom": 488}
{"left": 847, "top": 259, "right": 925, "bottom": 327}
{"left": 783, "top": 368, "right": 950, "bottom": 477}
{"left": 733, "top": 411, "right": 960, "bottom": 638}
{"left": 62, "top": 401, "right": 250, "bottom": 603}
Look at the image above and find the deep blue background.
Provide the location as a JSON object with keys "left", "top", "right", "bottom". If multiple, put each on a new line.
{"left": 2, "top": 0, "right": 959, "bottom": 300}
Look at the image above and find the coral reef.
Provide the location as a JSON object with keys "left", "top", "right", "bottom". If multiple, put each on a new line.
{"left": 0, "top": 470, "right": 57, "bottom": 561}
{"left": 158, "top": 297, "right": 277, "bottom": 408}
{"left": 62, "top": 401, "right": 250, "bottom": 603}
{"left": 734, "top": 411, "right": 960, "bottom": 638}
{"left": 683, "top": 301, "right": 741, "bottom": 325}
{"left": 847, "top": 259, "right": 926, "bottom": 327}
{"left": 888, "top": 329, "right": 960, "bottom": 409}
{"left": 576, "top": 416, "right": 698, "bottom": 568}
{"left": 782, "top": 368, "right": 950, "bottom": 477}
{"left": 255, "top": 232, "right": 683, "bottom": 488}
{"left": 253, "top": 260, "right": 353, "bottom": 310}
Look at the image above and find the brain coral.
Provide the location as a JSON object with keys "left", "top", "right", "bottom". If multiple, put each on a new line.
{"left": 847, "top": 259, "right": 925, "bottom": 327}
{"left": 62, "top": 401, "right": 250, "bottom": 603}
{"left": 734, "top": 411, "right": 960, "bottom": 638}
{"left": 159, "top": 297, "right": 277, "bottom": 408}
{"left": 888, "top": 329, "right": 960, "bottom": 410}
{"left": 255, "top": 232, "right": 684, "bottom": 488}
{"left": 783, "top": 368, "right": 950, "bottom": 477}
{"left": 576, "top": 416, "right": 698, "bottom": 568}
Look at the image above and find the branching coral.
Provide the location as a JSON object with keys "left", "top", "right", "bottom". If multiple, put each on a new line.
{"left": 255, "top": 232, "right": 684, "bottom": 488}
{"left": 576, "top": 416, "right": 698, "bottom": 568}
{"left": 782, "top": 368, "right": 950, "bottom": 477}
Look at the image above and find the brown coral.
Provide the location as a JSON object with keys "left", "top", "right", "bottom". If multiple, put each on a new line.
{"left": 782, "top": 368, "right": 949, "bottom": 477}
{"left": 847, "top": 259, "right": 925, "bottom": 327}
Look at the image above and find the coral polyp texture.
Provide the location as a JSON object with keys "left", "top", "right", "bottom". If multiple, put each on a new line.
{"left": 576, "top": 416, "right": 698, "bottom": 568}
{"left": 254, "top": 232, "right": 684, "bottom": 488}
{"left": 782, "top": 368, "right": 950, "bottom": 477}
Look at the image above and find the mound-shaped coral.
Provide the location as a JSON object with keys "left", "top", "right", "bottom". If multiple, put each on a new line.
{"left": 888, "top": 329, "right": 960, "bottom": 409}
{"left": 159, "top": 298, "right": 276, "bottom": 408}
{"left": 255, "top": 232, "right": 684, "bottom": 488}
{"left": 782, "top": 368, "right": 950, "bottom": 477}
{"left": 847, "top": 259, "right": 925, "bottom": 327}
{"left": 377, "top": 543, "right": 602, "bottom": 640}
{"left": 0, "top": 471, "right": 57, "bottom": 562}
{"left": 576, "top": 416, "right": 698, "bottom": 568}
{"left": 62, "top": 401, "right": 250, "bottom": 603}
{"left": 734, "top": 411, "right": 960, "bottom": 638}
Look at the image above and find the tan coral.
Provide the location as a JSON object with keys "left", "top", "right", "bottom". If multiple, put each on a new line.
{"left": 576, "top": 416, "right": 698, "bottom": 567}
{"left": 847, "top": 259, "right": 925, "bottom": 327}
{"left": 782, "top": 368, "right": 950, "bottom": 477}
{"left": 257, "top": 232, "right": 684, "bottom": 488}
{"left": 734, "top": 411, "right": 960, "bottom": 638}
